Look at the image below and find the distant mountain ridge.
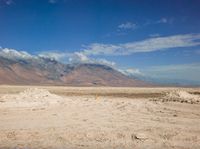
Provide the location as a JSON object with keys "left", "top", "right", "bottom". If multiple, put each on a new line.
{"left": 0, "top": 51, "right": 149, "bottom": 86}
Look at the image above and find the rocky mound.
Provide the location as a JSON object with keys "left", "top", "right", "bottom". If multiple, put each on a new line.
{"left": 151, "top": 90, "right": 200, "bottom": 104}
{"left": 0, "top": 88, "right": 63, "bottom": 107}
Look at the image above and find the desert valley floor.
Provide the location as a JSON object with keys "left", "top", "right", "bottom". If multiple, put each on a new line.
{"left": 0, "top": 86, "right": 200, "bottom": 149}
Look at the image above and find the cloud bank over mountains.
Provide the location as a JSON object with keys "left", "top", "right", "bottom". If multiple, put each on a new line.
{"left": 1, "top": 33, "right": 200, "bottom": 85}
{"left": 0, "top": 48, "right": 34, "bottom": 60}
{"left": 0, "top": 47, "right": 116, "bottom": 67}
{"left": 1, "top": 33, "right": 200, "bottom": 62}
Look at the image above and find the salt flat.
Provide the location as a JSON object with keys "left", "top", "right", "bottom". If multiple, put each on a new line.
{"left": 0, "top": 86, "right": 200, "bottom": 149}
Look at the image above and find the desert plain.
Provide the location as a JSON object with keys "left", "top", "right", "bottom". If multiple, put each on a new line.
{"left": 0, "top": 85, "right": 200, "bottom": 149}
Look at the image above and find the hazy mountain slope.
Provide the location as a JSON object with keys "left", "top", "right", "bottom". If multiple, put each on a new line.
{"left": 61, "top": 64, "right": 148, "bottom": 86}
{"left": 0, "top": 56, "right": 149, "bottom": 86}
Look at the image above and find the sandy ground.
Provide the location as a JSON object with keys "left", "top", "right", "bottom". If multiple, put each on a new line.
{"left": 0, "top": 86, "right": 200, "bottom": 149}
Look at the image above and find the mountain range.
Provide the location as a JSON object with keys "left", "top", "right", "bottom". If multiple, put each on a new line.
{"left": 0, "top": 49, "right": 149, "bottom": 86}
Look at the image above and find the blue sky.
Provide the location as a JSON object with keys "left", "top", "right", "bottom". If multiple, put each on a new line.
{"left": 0, "top": 0, "right": 200, "bottom": 85}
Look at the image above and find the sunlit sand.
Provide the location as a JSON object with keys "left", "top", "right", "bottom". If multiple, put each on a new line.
{"left": 0, "top": 86, "right": 199, "bottom": 149}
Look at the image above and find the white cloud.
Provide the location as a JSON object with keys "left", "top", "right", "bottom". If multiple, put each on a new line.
{"left": 38, "top": 51, "right": 71, "bottom": 61}
{"left": 0, "top": 48, "right": 73, "bottom": 62}
{"left": 69, "top": 52, "right": 90, "bottom": 63}
{"left": 118, "top": 22, "right": 137, "bottom": 30}
{"left": 119, "top": 68, "right": 143, "bottom": 76}
{"left": 144, "top": 17, "right": 173, "bottom": 26}
{"left": 68, "top": 52, "right": 116, "bottom": 67}
{"left": 97, "top": 59, "right": 116, "bottom": 67}
{"left": 0, "top": 47, "right": 116, "bottom": 67}
{"left": 0, "top": 48, "right": 34, "bottom": 59}
{"left": 37, "top": 50, "right": 116, "bottom": 67}
{"left": 82, "top": 34, "right": 200, "bottom": 56}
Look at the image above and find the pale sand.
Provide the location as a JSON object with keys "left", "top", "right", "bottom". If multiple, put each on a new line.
{"left": 0, "top": 86, "right": 200, "bottom": 149}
